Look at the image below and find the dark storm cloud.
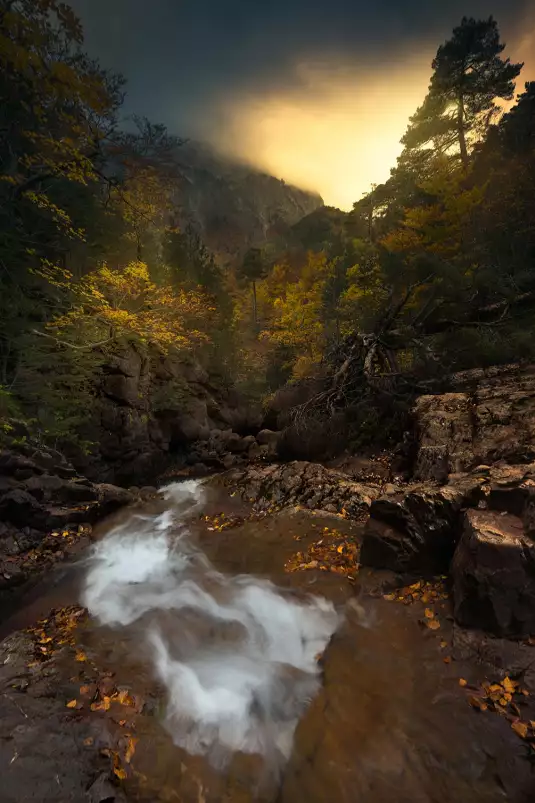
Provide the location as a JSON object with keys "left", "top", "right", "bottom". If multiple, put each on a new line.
{"left": 70, "top": 0, "right": 533, "bottom": 134}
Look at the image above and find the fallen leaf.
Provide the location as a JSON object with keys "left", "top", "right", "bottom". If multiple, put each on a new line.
{"left": 66, "top": 699, "right": 78, "bottom": 709}
{"left": 443, "top": 656, "right": 451, "bottom": 664}
{"left": 469, "top": 696, "right": 488, "bottom": 712}
{"left": 83, "top": 737, "right": 94, "bottom": 746}
{"left": 113, "top": 767, "right": 127, "bottom": 780}
{"left": 426, "top": 619, "right": 441, "bottom": 630}
{"left": 459, "top": 678, "right": 468, "bottom": 687}
{"left": 125, "top": 736, "right": 138, "bottom": 763}
{"left": 440, "top": 641, "right": 448, "bottom": 649}
{"left": 502, "top": 677, "right": 516, "bottom": 694}
{"left": 383, "top": 594, "right": 395, "bottom": 601}
{"left": 424, "top": 608, "right": 434, "bottom": 619}
{"left": 512, "top": 721, "right": 529, "bottom": 739}
{"left": 75, "top": 651, "right": 87, "bottom": 663}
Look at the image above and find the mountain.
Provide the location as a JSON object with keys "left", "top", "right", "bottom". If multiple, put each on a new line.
{"left": 171, "top": 141, "right": 323, "bottom": 262}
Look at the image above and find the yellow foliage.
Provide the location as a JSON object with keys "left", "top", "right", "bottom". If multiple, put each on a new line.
{"left": 44, "top": 261, "right": 213, "bottom": 352}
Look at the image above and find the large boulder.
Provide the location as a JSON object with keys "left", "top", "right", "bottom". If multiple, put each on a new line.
{"left": 412, "top": 364, "right": 535, "bottom": 482}
{"left": 360, "top": 476, "right": 484, "bottom": 573}
{"left": 452, "top": 509, "right": 535, "bottom": 637}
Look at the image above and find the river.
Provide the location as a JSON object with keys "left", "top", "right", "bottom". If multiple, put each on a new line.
{"left": 1, "top": 478, "right": 534, "bottom": 802}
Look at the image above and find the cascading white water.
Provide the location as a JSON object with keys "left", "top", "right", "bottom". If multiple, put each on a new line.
{"left": 82, "top": 480, "right": 339, "bottom": 766}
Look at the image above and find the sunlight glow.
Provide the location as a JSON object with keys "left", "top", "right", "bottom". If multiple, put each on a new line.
{"left": 213, "top": 57, "right": 433, "bottom": 210}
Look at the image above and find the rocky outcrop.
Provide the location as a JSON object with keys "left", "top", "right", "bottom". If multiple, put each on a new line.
{"left": 412, "top": 364, "right": 535, "bottom": 481}
{"left": 73, "top": 343, "right": 264, "bottom": 484}
{"left": 0, "top": 439, "right": 134, "bottom": 599}
{"left": 452, "top": 509, "right": 535, "bottom": 637}
{"left": 360, "top": 474, "right": 484, "bottom": 573}
{"left": 222, "top": 461, "right": 382, "bottom": 517}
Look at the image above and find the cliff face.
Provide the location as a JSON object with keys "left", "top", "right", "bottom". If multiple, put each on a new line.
{"left": 172, "top": 142, "right": 323, "bottom": 261}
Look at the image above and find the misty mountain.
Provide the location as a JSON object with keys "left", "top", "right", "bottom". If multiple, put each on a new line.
{"left": 171, "top": 141, "right": 323, "bottom": 262}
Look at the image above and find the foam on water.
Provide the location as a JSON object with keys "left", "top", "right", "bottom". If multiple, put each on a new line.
{"left": 83, "top": 480, "right": 339, "bottom": 765}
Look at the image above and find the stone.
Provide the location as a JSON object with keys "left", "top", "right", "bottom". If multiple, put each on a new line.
{"left": 360, "top": 476, "right": 484, "bottom": 573}
{"left": 0, "top": 489, "right": 44, "bottom": 528}
{"left": 222, "top": 461, "right": 380, "bottom": 518}
{"left": 452, "top": 509, "right": 535, "bottom": 637}
{"left": 412, "top": 393, "right": 474, "bottom": 481}
{"left": 412, "top": 365, "right": 535, "bottom": 482}
{"left": 256, "top": 429, "right": 281, "bottom": 449}
{"left": 226, "top": 433, "right": 250, "bottom": 454}
{"left": 95, "top": 484, "right": 134, "bottom": 514}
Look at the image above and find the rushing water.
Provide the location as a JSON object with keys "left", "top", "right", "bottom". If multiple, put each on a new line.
{"left": 82, "top": 480, "right": 339, "bottom": 769}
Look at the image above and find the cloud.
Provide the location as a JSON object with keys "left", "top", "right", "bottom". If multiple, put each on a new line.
{"left": 70, "top": 0, "right": 534, "bottom": 206}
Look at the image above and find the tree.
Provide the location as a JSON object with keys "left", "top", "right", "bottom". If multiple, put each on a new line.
{"left": 236, "top": 247, "right": 269, "bottom": 325}
{"left": 402, "top": 17, "right": 522, "bottom": 167}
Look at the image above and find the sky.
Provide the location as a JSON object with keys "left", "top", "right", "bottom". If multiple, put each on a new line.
{"left": 71, "top": 0, "right": 535, "bottom": 209}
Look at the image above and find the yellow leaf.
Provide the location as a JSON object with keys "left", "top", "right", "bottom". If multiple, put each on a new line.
{"left": 502, "top": 677, "right": 516, "bottom": 694}
{"left": 424, "top": 608, "right": 434, "bottom": 619}
{"left": 75, "top": 651, "right": 87, "bottom": 662}
{"left": 337, "top": 545, "right": 344, "bottom": 554}
{"left": 113, "top": 767, "right": 127, "bottom": 780}
{"left": 426, "top": 619, "right": 441, "bottom": 630}
{"left": 66, "top": 699, "right": 78, "bottom": 708}
{"left": 511, "top": 721, "right": 529, "bottom": 739}
{"left": 440, "top": 641, "right": 448, "bottom": 649}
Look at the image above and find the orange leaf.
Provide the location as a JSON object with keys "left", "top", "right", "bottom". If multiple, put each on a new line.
{"left": 113, "top": 767, "right": 127, "bottom": 780}
{"left": 66, "top": 699, "right": 78, "bottom": 709}
{"left": 426, "top": 619, "right": 441, "bottom": 630}
{"left": 75, "top": 651, "right": 87, "bottom": 663}
{"left": 459, "top": 678, "right": 468, "bottom": 687}
{"left": 469, "top": 696, "right": 488, "bottom": 712}
{"left": 424, "top": 608, "right": 434, "bottom": 619}
{"left": 512, "top": 721, "right": 528, "bottom": 739}
{"left": 125, "top": 736, "right": 138, "bottom": 764}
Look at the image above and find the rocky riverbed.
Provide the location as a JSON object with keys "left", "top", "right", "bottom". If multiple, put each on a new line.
{"left": 2, "top": 363, "right": 535, "bottom": 801}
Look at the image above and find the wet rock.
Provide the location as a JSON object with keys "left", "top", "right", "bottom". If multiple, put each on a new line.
{"left": 87, "top": 773, "right": 126, "bottom": 803}
{"left": 360, "top": 476, "right": 484, "bottom": 573}
{"left": 224, "top": 461, "right": 381, "bottom": 517}
{"left": 452, "top": 509, "right": 535, "bottom": 637}
{"left": 95, "top": 484, "right": 134, "bottom": 515}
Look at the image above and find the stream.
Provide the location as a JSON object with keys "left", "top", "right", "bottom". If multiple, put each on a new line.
{"left": 1, "top": 478, "right": 535, "bottom": 802}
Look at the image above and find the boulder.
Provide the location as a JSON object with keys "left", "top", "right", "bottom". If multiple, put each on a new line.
{"left": 226, "top": 433, "right": 251, "bottom": 454}
{"left": 256, "top": 429, "right": 281, "bottom": 449}
{"left": 223, "top": 461, "right": 381, "bottom": 517}
{"left": 95, "top": 483, "right": 134, "bottom": 514}
{"left": 0, "top": 489, "right": 45, "bottom": 528}
{"left": 452, "top": 509, "right": 535, "bottom": 637}
{"left": 360, "top": 475, "right": 484, "bottom": 573}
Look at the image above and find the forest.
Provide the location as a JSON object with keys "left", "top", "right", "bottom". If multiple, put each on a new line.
{"left": 1, "top": 2, "right": 534, "bottom": 455}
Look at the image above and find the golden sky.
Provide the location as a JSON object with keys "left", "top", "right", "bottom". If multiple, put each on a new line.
{"left": 215, "top": 25, "right": 534, "bottom": 211}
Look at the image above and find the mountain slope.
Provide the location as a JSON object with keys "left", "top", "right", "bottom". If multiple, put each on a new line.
{"left": 172, "top": 141, "right": 323, "bottom": 262}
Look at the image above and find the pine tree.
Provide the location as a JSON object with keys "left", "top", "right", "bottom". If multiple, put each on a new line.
{"left": 402, "top": 17, "right": 522, "bottom": 167}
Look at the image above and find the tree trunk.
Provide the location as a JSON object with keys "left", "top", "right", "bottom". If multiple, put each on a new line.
{"left": 457, "top": 94, "right": 469, "bottom": 168}
{"left": 252, "top": 280, "right": 257, "bottom": 325}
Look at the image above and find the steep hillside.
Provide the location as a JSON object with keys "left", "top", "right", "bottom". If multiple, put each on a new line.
{"left": 171, "top": 141, "right": 323, "bottom": 262}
